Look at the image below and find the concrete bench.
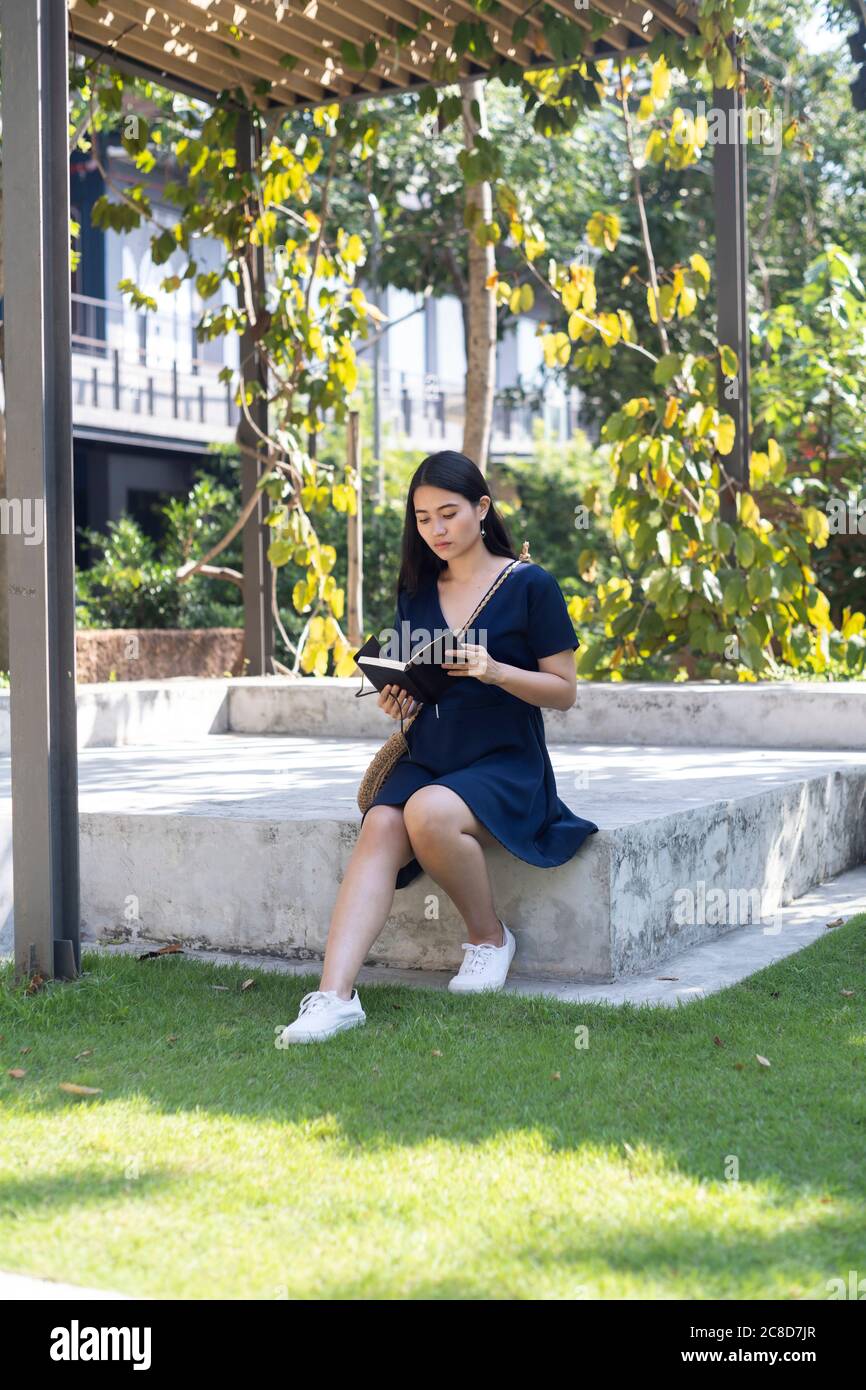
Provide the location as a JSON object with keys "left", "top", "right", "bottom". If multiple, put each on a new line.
{"left": 1, "top": 679, "right": 864, "bottom": 980}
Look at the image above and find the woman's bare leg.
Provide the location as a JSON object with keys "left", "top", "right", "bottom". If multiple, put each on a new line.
{"left": 318, "top": 804, "right": 415, "bottom": 1000}
{"left": 402, "top": 786, "right": 504, "bottom": 946}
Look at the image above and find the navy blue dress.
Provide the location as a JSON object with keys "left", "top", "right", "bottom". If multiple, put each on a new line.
{"left": 360, "top": 560, "right": 599, "bottom": 890}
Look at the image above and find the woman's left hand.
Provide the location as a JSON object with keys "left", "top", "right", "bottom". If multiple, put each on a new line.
{"left": 442, "top": 643, "right": 503, "bottom": 686}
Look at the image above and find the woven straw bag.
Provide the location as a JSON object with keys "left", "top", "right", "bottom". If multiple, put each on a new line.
{"left": 356, "top": 541, "right": 531, "bottom": 813}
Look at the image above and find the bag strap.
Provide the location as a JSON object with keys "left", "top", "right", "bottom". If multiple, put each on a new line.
{"left": 388, "top": 558, "right": 517, "bottom": 732}
{"left": 452, "top": 554, "right": 527, "bottom": 639}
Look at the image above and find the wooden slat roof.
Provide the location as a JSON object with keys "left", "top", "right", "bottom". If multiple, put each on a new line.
{"left": 68, "top": 0, "right": 697, "bottom": 110}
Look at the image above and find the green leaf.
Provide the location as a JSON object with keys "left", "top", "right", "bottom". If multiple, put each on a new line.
{"left": 267, "top": 538, "right": 293, "bottom": 567}
{"left": 711, "top": 44, "right": 734, "bottom": 88}
{"left": 747, "top": 568, "right": 772, "bottom": 602}
{"left": 653, "top": 353, "right": 682, "bottom": 386}
{"left": 736, "top": 531, "right": 755, "bottom": 567}
{"left": 576, "top": 642, "right": 605, "bottom": 676}
{"left": 719, "top": 344, "right": 739, "bottom": 378}
{"left": 340, "top": 40, "right": 362, "bottom": 69}
{"left": 716, "top": 415, "right": 736, "bottom": 456}
{"left": 722, "top": 576, "right": 745, "bottom": 614}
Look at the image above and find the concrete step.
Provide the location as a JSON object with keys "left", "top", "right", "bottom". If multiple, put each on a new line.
{"left": 85, "top": 864, "right": 866, "bottom": 1007}
{"left": 3, "top": 736, "right": 864, "bottom": 981}
{"left": 3, "top": 675, "right": 865, "bottom": 755}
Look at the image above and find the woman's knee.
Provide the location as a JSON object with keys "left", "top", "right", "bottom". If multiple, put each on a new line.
{"left": 359, "top": 803, "right": 412, "bottom": 854}
{"left": 404, "top": 786, "right": 496, "bottom": 852}
{"left": 403, "top": 787, "right": 461, "bottom": 847}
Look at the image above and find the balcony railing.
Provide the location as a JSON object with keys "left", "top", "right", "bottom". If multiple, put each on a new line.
{"left": 71, "top": 292, "right": 240, "bottom": 433}
{"left": 374, "top": 367, "right": 576, "bottom": 453}
{"left": 70, "top": 294, "right": 577, "bottom": 452}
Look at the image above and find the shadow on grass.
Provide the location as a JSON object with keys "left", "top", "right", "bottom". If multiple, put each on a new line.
{"left": 1, "top": 917, "right": 865, "bottom": 1213}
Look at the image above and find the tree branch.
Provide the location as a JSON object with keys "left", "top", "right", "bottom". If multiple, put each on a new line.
{"left": 617, "top": 61, "right": 670, "bottom": 357}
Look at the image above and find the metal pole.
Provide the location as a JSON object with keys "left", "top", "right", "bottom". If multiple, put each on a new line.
{"left": 1, "top": 0, "right": 80, "bottom": 981}
{"left": 366, "top": 192, "right": 383, "bottom": 503}
{"left": 346, "top": 410, "right": 363, "bottom": 647}
{"left": 235, "top": 109, "right": 273, "bottom": 676}
{"left": 713, "top": 39, "right": 751, "bottom": 521}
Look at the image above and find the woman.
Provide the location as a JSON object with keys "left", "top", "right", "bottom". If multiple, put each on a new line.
{"left": 279, "top": 450, "right": 599, "bottom": 1044}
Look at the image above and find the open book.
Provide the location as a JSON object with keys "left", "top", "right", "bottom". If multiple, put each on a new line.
{"left": 353, "top": 627, "right": 469, "bottom": 703}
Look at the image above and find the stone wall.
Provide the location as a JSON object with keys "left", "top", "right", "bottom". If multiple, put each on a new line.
{"left": 75, "top": 628, "right": 245, "bottom": 683}
{"left": 4, "top": 674, "right": 865, "bottom": 753}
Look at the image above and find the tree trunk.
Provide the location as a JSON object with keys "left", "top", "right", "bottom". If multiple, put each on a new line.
{"left": 460, "top": 80, "right": 496, "bottom": 470}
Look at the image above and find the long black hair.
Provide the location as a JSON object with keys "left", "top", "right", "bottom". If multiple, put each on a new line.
{"left": 396, "top": 451, "right": 516, "bottom": 597}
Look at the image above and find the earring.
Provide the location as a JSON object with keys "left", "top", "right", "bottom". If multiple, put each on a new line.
{"left": 480, "top": 516, "right": 486, "bottom": 537}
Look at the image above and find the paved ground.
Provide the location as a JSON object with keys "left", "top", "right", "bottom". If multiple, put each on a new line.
{"left": 4, "top": 734, "right": 866, "bottom": 825}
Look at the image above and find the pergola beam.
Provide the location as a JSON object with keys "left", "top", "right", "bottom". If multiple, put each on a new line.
{"left": 70, "top": 32, "right": 228, "bottom": 106}
{"left": 1, "top": 0, "right": 80, "bottom": 981}
{"left": 70, "top": 0, "right": 698, "bottom": 110}
{"left": 70, "top": 0, "right": 374, "bottom": 104}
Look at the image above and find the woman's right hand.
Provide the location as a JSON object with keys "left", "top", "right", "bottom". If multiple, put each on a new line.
{"left": 378, "top": 683, "right": 418, "bottom": 721}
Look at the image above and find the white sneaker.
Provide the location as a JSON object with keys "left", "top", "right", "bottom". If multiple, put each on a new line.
{"left": 447, "top": 920, "right": 516, "bottom": 994}
{"left": 277, "top": 988, "right": 366, "bottom": 1044}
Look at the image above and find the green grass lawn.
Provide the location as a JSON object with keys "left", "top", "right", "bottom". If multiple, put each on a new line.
{"left": 1, "top": 916, "right": 864, "bottom": 1300}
